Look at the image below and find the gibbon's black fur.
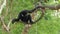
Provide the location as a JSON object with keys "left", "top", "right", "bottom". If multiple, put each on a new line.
{"left": 12, "top": 6, "right": 41, "bottom": 24}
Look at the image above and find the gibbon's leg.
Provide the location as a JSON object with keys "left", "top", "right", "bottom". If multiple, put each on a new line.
{"left": 27, "top": 15, "right": 33, "bottom": 24}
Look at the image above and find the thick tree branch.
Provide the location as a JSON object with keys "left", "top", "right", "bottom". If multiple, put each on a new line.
{"left": 39, "top": 4, "right": 60, "bottom": 10}
{"left": 45, "top": 4, "right": 60, "bottom": 10}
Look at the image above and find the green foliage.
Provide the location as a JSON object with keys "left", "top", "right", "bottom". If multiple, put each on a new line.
{"left": 0, "top": 0, "right": 60, "bottom": 34}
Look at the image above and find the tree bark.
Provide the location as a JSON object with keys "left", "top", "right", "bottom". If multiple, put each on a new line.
{"left": 40, "top": 4, "right": 60, "bottom": 10}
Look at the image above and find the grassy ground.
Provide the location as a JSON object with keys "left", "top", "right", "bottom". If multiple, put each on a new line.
{"left": 0, "top": 0, "right": 60, "bottom": 34}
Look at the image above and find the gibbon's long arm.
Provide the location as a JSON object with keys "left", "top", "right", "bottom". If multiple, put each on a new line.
{"left": 28, "top": 6, "right": 44, "bottom": 13}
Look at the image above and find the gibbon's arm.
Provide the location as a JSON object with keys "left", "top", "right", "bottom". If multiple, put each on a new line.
{"left": 28, "top": 6, "right": 45, "bottom": 13}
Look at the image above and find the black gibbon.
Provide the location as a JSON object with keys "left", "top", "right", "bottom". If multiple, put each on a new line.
{"left": 12, "top": 6, "right": 42, "bottom": 24}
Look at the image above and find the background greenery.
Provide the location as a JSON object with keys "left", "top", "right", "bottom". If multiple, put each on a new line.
{"left": 0, "top": 0, "right": 60, "bottom": 34}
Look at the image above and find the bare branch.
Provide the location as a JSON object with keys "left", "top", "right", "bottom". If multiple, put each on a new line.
{"left": 0, "top": 0, "right": 12, "bottom": 32}
{"left": 0, "top": 16, "right": 10, "bottom": 32}
{"left": 0, "top": 0, "right": 6, "bottom": 14}
{"left": 39, "top": 4, "right": 60, "bottom": 10}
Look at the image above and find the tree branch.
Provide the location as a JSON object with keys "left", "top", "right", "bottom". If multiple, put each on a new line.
{"left": 0, "top": 0, "right": 6, "bottom": 14}
{"left": 39, "top": 4, "right": 60, "bottom": 10}
{"left": 0, "top": 0, "right": 12, "bottom": 32}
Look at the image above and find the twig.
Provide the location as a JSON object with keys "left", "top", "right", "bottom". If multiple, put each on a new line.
{"left": 0, "top": 0, "right": 6, "bottom": 14}
{"left": 0, "top": 16, "right": 10, "bottom": 32}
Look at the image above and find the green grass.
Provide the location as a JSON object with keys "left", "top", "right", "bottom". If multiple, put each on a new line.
{"left": 28, "top": 18, "right": 60, "bottom": 34}
{"left": 0, "top": 0, "right": 60, "bottom": 34}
